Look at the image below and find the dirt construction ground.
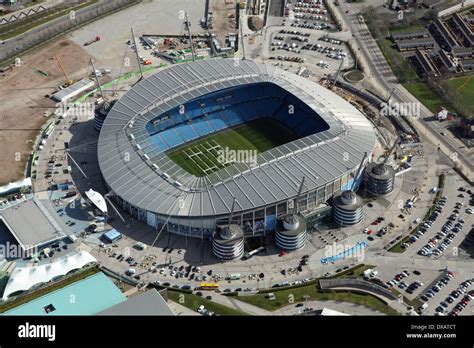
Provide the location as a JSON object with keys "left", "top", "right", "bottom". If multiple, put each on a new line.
{"left": 209, "top": 0, "right": 237, "bottom": 43}
{"left": 0, "top": 0, "right": 207, "bottom": 186}
{"left": 0, "top": 40, "right": 91, "bottom": 185}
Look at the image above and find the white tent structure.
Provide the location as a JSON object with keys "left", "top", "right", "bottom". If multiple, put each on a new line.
{"left": 319, "top": 308, "right": 349, "bottom": 316}
{"left": 0, "top": 178, "right": 31, "bottom": 196}
{"left": 437, "top": 109, "right": 448, "bottom": 121}
{"left": 2, "top": 251, "right": 97, "bottom": 300}
{"left": 84, "top": 189, "right": 108, "bottom": 214}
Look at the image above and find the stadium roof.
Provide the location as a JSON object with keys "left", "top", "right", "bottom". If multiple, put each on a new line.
{"left": 98, "top": 59, "right": 376, "bottom": 218}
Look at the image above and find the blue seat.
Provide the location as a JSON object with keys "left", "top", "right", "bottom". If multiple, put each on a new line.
{"left": 159, "top": 129, "right": 182, "bottom": 148}
{"left": 175, "top": 124, "right": 198, "bottom": 142}
{"left": 206, "top": 115, "right": 227, "bottom": 131}
{"left": 151, "top": 134, "right": 170, "bottom": 151}
{"left": 143, "top": 82, "right": 331, "bottom": 154}
{"left": 192, "top": 119, "right": 213, "bottom": 136}
{"left": 220, "top": 109, "right": 242, "bottom": 126}
{"left": 170, "top": 111, "right": 189, "bottom": 125}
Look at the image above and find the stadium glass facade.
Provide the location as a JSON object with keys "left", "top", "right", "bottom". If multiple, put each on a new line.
{"left": 111, "top": 170, "right": 362, "bottom": 238}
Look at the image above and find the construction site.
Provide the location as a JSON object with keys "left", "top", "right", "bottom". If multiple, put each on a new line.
{"left": 0, "top": 0, "right": 245, "bottom": 186}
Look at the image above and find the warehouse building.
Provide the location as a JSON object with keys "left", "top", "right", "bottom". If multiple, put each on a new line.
{"left": 52, "top": 79, "right": 95, "bottom": 103}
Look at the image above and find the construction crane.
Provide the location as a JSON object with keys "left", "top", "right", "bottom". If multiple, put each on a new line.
{"left": 382, "top": 136, "right": 399, "bottom": 164}
{"left": 54, "top": 53, "right": 73, "bottom": 86}
{"left": 239, "top": 14, "right": 246, "bottom": 60}
{"left": 350, "top": 152, "right": 368, "bottom": 191}
{"left": 130, "top": 28, "right": 144, "bottom": 81}
{"left": 90, "top": 58, "right": 105, "bottom": 101}
{"left": 184, "top": 12, "right": 196, "bottom": 61}
{"left": 294, "top": 177, "right": 306, "bottom": 212}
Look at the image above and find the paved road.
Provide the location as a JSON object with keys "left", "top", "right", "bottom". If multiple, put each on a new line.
{"left": 0, "top": 0, "right": 136, "bottom": 64}
{"left": 267, "top": 0, "right": 284, "bottom": 17}
{"left": 329, "top": 1, "right": 473, "bottom": 182}
{"left": 277, "top": 299, "right": 385, "bottom": 315}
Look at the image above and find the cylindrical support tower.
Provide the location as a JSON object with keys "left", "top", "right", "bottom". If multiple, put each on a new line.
{"left": 212, "top": 224, "right": 244, "bottom": 260}
{"left": 95, "top": 100, "right": 115, "bottom": 132}
{"left": 332, "top": 190, "right": 363, "bottom": 225}
{"left": 275, "top": 214, "right": 307, "bottom": 251}
{"left": 365, "top": 162, "right": 395, "bottom": 196}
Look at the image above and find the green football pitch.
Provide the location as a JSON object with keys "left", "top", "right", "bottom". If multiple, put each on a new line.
{"left": 166, "top": 118, "right": 299, "bottom": 176}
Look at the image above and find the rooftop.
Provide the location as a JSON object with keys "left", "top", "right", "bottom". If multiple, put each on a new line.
{"left": 98, "top": 288, "right": 174, "bottom": 316}
{"left": 0, "top": 197, "right": 65, "bottom": 251}
{"left": 52, "top": 79, "right": 94, "bottom": 102}
{"left": 3, "top": 272, "right": 125, "bottom": 315}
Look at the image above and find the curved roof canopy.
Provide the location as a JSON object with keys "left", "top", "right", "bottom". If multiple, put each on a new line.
{"left": 2, "top": 251, "right": 96, "bottom": 300}
{"left": 85, "top": 189, "right": 108, "bottom": 214}
{"left": 98, "top": 59, "right": 376, "bottom": 218}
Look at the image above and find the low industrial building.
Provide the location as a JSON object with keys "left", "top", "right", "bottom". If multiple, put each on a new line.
{"left": 460, "top": 58, "right": 474, "bottom": 70}
{"left": 452, "top": 45, "right": 474, "bottom": 58}
{"left": 0, "top": 197, "right": 66, "bottom": 254}
{"left": 52, "top": 79, "right": 94, "bottom": 103}
{"left": 98, "top": 288, "right": 174, "bottom": 315}
{"left": 102, "top": 229, "right": 122, "bottom": 243}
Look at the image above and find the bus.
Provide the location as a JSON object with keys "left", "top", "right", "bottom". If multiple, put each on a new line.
{"left": 200, "top": 282, "right": 219, "bottom": 290}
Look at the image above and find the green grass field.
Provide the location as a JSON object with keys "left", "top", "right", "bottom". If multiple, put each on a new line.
{"left": 234, "top": 283, "right": 399, "bottom": 315}
{"left": 402, "top": 82, "right": 447, "bottom": 113}
{"left": 443, "top": 76, "right": 474, "bottom": 117}
{"left": 166, "top": 118, "right": 299, "bottom": 176}
{"left": 167, "top": 291, "right": 248, "bottom": 316}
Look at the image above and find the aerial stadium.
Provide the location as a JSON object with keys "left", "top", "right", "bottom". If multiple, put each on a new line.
{"left": 97, "top": 59, "right": 377, "bottom": 249}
